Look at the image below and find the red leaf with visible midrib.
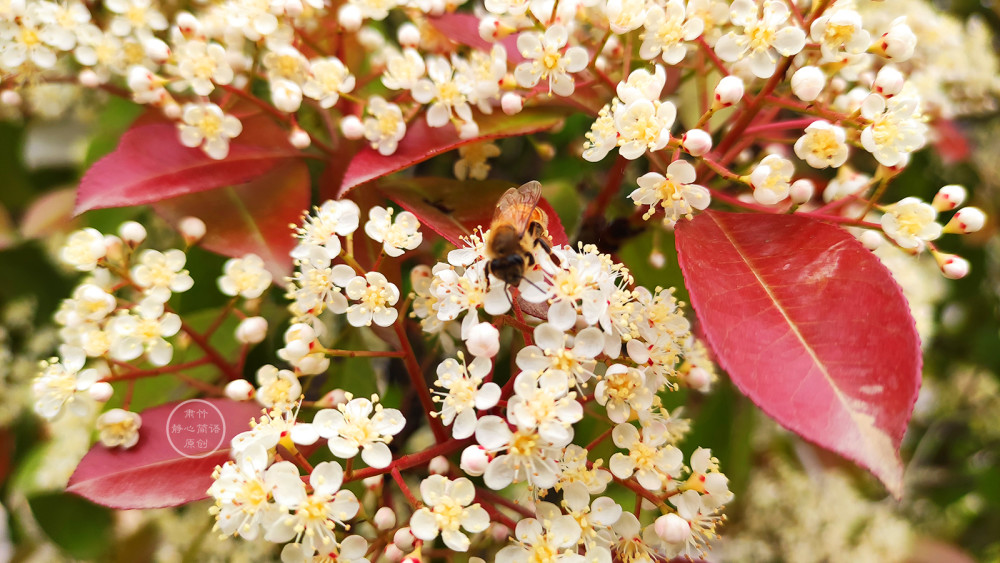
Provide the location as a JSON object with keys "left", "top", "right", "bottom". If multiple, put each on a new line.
{"left": 76, "top": 107, "right": 300, "bottom": 213}
{"left": 427, "top": 13, "right": 524, "bottom": 63}
{"left": 67, "top": 399, "right": 263, "bottom": 509}
{"left": 340, "top": 108, "right": 567, "bottom": 196}
{"left": 675, "top": 211, "right": 920, "bottom": 497}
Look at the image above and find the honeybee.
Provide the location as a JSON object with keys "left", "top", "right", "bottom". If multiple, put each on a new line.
{"left": 485, "top": 181, "right": 562, "bottom": 287}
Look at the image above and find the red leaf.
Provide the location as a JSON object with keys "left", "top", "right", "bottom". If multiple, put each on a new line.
{"left": 377, "top": 177, "right": 569, "bottom": 248}
{"left": 932, "top": 118, "right": 971, "bottom": 165}
{"left": 675, "top": 211, "right": 920, "bottom": 498}
{"left": 76, "top": 106, "right": 300, "bottom": 213}
{"left": 426, "top": 13, "right": 524, "bottom": 63}
{"left": 67, "top": 399, "right": 263, "bottom": 509}
{"left": 153, "top": 160, "right": 309, "bottom": 280}
{"left": 340, "top": 108, "right": 566, "bottom": 196}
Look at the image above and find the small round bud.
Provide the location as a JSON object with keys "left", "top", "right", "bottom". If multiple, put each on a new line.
{"left": 686, "top": 366, "right": 712, "bottom": 392}
{"left": 879, "top": 19, "right": 916, "bottom": 61}
{"left": 337, "top": 3, "right": 362, "bottom": 31}
{"left": 383, "top": 544, "right": 404, "bottom": 563}
{"left": 340, "top": 115, "right": 364, "bottom": 140}
{"left": 859, "top": 230, "right": 884, "bottom": 250}
{"left": 466, "top": 322, "right": 500, "bottom": 358}
{"left": 397, "top": 22, "right": 420, "bottom": 48}
{"left": 932, "top": 184, "right": 967, "bottom": 212}
{"left": 789, "top": 179, "right": 815, "bottom": 204}
{"left": 459, "top": 120, "right": 479, "bottom": 139}
{"left": 162, "top": 101, "right": 181, "bottom": 119}
{"left": 936, "top": 253, "right": 970, "bottom": 279}
{"left": 944, "top": 207, "right": 986, "bottom": 234}
{"left": 791, "top": 66, "right": 825, "bottom": 102}
{"left": 393, "top": 527, "right": 415, "bottom": 550}
{"left": 478, "top": 16, "right": 500, "bottom": 41}
{"left": 175, "top": 11, "right": 201, "bottom": 36}
{"left": 471, "top": 558, "right": 486, "bottom": 563}
{"left": 501, "top": 92, "right": 523, "bottom": 115}
{"left": 118, "top": 221, "right": 147, "bottom": 246}
{"left": 681, "top": 129, "right": 712, "bottom": 156}
{"left": 363, "top": 475, "right": 383, "bottom": 490}
{"left": 654, "top": 513, "right": 691, "bottom": 544}
{"left": 79, "top": 69, "right": 101, "bottom": 88}
{"left": 236, "top": 316, "right": 268, "bottom": 345}
{"left": 224, "top": 379, "right": 256, "bottom": 401}
{"left": 535, "top": 142, "right": 555, "bottom": 161}
{"left": 489, "top": 524, "right": 509, "bottom": 542}
{"left": 374, "top": 506, "right": 397, "bottom": 530}
{"left": 289, "top": 128, "right": 311, "bottom": 149}
{"left": 316, "top": 388, "right": 348, "bottom": 408}
{"left": 143, "top": 37, "right": 171, "bottom": 63}
{"left": 460, "top": 445, "right": 489, "bottom": 476}
{"left": 714, "top": 75, "right": 744, "bottom": 107}
{"left": 178, "top": 216, "right": 206, "bottom": 244}
{"left": 1, "top": 90, "right": 22, "bottom": 107}
{"left": 873, "top": 65, "right": 905, "bottom": 97}
{"left": 648, "top": 249, "right": 666, "bottom": 269}
{"left": 103, "top": 235, "right": 123, "bottom": 260}
{"left": 88, "top": 381, "right": 114, "bottom": 403}
{"left": 428, "top": 455, "right": 450, "bottom": 475}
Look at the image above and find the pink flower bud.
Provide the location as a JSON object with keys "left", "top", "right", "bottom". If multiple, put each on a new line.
{"left": 79, "top": 69, "right": 100, "bottom": 88}
{"left": 337, "top": 4, "right": 362, "bottom": 31}
{"left": 791, "top": 66, "right": 825, "bottom": 102}
{"left": 118, "top": 221, "right": 147, "bottom": 245}
{"left": 88, "top": 382, "right": 114, "bottom": 403}
{"left": 460, "top": 445, "right": 489, "bottom": 476}
{"left": 236, "top": 317, "right": 268, "bottom": 344}
{"left": 383, "top": 544, "right": 404, "bottom": 563}
{"left": 289, "top": 128, "right": 311, "bottom": 149}
{"left": 1, "top": 90, "right": 21, "bottom": 107}
{"left": 714, "top": 75, "right": 744, "bottom": 107}
{"left": 654, "top": 513, "right": 691, "bottom": 544}
{"left": 374, "top": 506, "right": 397, "bottom": 530}
{"left": 393, "top": 527, "right": 415, "bottom": 550}
{"left": 944, "top": 207, "right": 986, "bottom": 234}
{"left": 789, "top": 179, "right": 815, "bottom": 204}
{"left": 686, "top": 366, "right": 712, "bottom": 392}
{"left": 428, "top": 455, "right": 450, "bottom": 475}
{"left": 501, "top": 92, "right": 523, "bottom": 116}
{"left": 873, "top": 65, "right": 905, "bottom": 97}
{"left": 681, "top": 129, "right": 712, "bottom": 156}
{"left": 224, "top": 379, "right": 256, "bottom": 401}
{"left": 316, "top": 388, "right": 348, "bottom": 408}
{"left": 489, "top": 524, "right": 509, "bottom": 542}
{"left": 397, "top": 23, "right": 420, "bottom": 47}
{"left": 363, "top": 475, "right": 383, "bottom": 490}
{"left": 936, "top": 253, "right": 970, "bottom": 279}
{"left": 179, "top": 216, "right": 206, "bottom": 244}
{"left": 340, "top": 115, "right": 364, "bottom": 139}
{"left": 932, "top": 184, "right": 966, "bottom": 211}
{"left": 466, "top": 322, "right": 500, "bottom": 358}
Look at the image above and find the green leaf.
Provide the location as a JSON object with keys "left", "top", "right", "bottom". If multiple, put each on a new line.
{"left": 28, "top": 492, "right": 113, "bottom": 559}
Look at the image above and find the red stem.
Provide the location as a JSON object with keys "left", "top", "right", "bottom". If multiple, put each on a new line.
{"left": 392, "top": 321, "right": 449, "bottom": 443}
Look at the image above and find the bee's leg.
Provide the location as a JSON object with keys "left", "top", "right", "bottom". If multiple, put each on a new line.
{"left": 532, "top": 236, "right": 562, "bottom": 266}
{"left": 524, "top": 252, "right": 536, "bottom": 267}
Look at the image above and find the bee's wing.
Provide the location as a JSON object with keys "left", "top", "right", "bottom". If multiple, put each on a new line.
{"left": 493, "top": 181, "right": 542, "bottom": 236}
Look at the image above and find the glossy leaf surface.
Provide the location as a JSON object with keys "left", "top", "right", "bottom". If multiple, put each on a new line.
{"left": 675, "top": 211, "right": 920, "bottom": 497}
{"left": 67, "top": 399, "right": 263, "bottom": 509}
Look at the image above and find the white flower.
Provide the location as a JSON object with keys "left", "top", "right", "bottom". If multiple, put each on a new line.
{"left": 609, "top": 422, "right": 683, "bottom": 491}
{"left": 793, "top": 120, "right": 849, "bottom": 169}
{"left": 595, "top": 364, "right": 656, "bottom": 423}
{"left": 311, "top": 396, "right": 405, "bottom": 468}
{"left": 433, "top": 355, "right": 501, "bottom": 439}
{"left": 558, "top": 445, "right": 612, "bottom": 494}
{"left": 410, "top": 475, "right": 490, "bottom": 551}
{"left": 507, "top": 370, "right": 582, "bottom": 445}
{"left": 875, "top": 16, "right": 916, "bottom": 62}
{"left": 218, "top": 254, "right": 272, "bottom": 299}
{"left": 639, "top": 0, "right": 704, "bottom": 65}
{"left": 547, "top": 483, "right": 622, "bottom": 550}
{"left": 270, "top": 78, "right": 303, "bottom": 113}
{"left": 60, "top": 228, "right": 106, "bottom": 271}
{"left": 33, "top": 347, "right": 100, "bottom": 420}
{"left": 630, "top": 161, "right": 711, "bottom": 225}
{"left": 412, "top": 55, "right": 474, "bottom": 129}
{"left": 666, "top": 489, "right": 725, "bottom": 557}
{"left": 613, "top": 98, "right": 676, "bottom": 160}
{"left": 178, "top": 103, "right": 243, "bottom": 160}
{"left": 749, "top": 154, "right": 794, "bottom": 205}
{"left": 281, "top": 535, "right": 368, "bottom": 563}
{"left": 514, "top": 25, "right": 588, "bottom": 97}
{"left": 174, "top": 39, "right": 233, "bottom": 96}
{"left": 303, "top": 57, "right": 355, "bottom": 109}
{"left": 515, "top": 323, "right": 604, "bottom": 388}
{"left": 287, "top": 248, "right": 355, "bottom": 318}
{"left": 880, "top": 197, "right": 942, "bottom": 250}
{"left": 475, "top": 415, "right": 561, "bottom": 490}
{"left": 266, "top": 461, "right": 360, "bottom": 558}
{"left": 255, "top": 365, "right": 302, "bottom": 410}
{"left": 454, "top": 141, "right": 501, "bottom": 181}
{"left": 207, "top": 445, "right": 287, "bottom": 540}
{"left": 105, "top": 0, "right": 168, "bottom": 36}
{"left": 381, "top": 48, "right": 426, "bottom": 91}
{"left": 106, "top": 299, "right": 181, "bottom": 366}
{"left": 582, "top": 102, "right": 618, "bottom": 162}
{"left": 860, "top": 93, "right": 927, "bottom": 167}
{"left": 364, "top": 206, "right": 423, "bottom": 257}
{"left": 363, "top": 96, "right": 406, "bottom": 155}
{"left": 262, "top": 45, "right": 310, "bottom": 83}
{"left": 496, "top": 516, "right": 584, "bottom": 563}
{"left": 345, "top": 272, "right": 400, "bottom": 327}
{"left": 293, "top": 199, "right": 362, "bottom": 260}
{"left": 96, "top": 408, "right": 142, "bottom": 448}
{"left": 715, "top": 0, "right": 806, "bottom": 78}
{"left": 131, "top": 249, "right": 194, "bottom": 302}
{"left": 809, "top": 8, "right": 870, "bottom": 62}
{"left": 607, "top": 0, "right": 647, "bottom": 34}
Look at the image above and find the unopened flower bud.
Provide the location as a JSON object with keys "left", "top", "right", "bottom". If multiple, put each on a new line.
{"left": 88, "top": 381, "right": 114, "bottom": 403}
{"left": 271, "top": 79, "right": 302, "bottom": 113}
{"left": 103, "top": 235, "right": 123, "bottom": 260}
{"left": 791, "top": 66, "right": 825, "bottom": 102}
{"left": 932, "top": 185, "right": 967, "bottom": 212}
{"left": 466, "top": 322, "right": 500, "bottom": 358}
{"left": 649, "top": 249, "right": 666, "bottom": 269}
{"left": 363, "top": 475, "right": 383, "bottom": 490}
{"left": 340, "top": 115, "right": 364, "bottom": 139}
{"left": 143, "top": 37, "right": 171, "bottom": 63}
{"left": 79, "top": 69, "right": 101, "bottom": 88}
{"left": 501, "top": 92, "right": 523, "bottom": 115}
{"left": 682, "top": 129, "right": 712, "bottom": 156}
{"left": 859, "top": 230, "right": 884, "bottom": 250}
{"left": 654, "top": 513, "right": 691, "bottom": 544}
{"left": 374, "top": 506, "right": 397, "bottom": 530}
{"left": 873, "top": 65, "right": 905, "bottom": 97}
{"left": 944, "top": 207, "right": 986, "bottom": 234}
{"left": 714, "top": 75, "right": 744, "bottom": 107}
{"left": 789, "top": 179, "right": 815, "bottom": 204}
{"left": 686, "top": 366, "right": 712, "bottom": 392}
{"left": 179, "top": 216, "right": 206, "bottom": 244}
{"left": 460, "top": 445, "right": 489, "bottom": 476}
{"left": 479, "top": 15, "right": 500, "bottom": 41}
{"left": 428, "top": 455, "right": 450, "bottom": 475}
{"left": 317, "top": 388, "right": 348, "bottom": 408}
{"left": 459, "top": 120, "right": 479, "bottom": 139}
{"left": 935, "top": 253, "right": 970, "bottom": 279}
{"left": 289, "top": 127, "right": 311, "bottom": 149}
{"left": 175, "top": 11, "right": 201, "bottom": 36}
{"left": 337, "top": 3, "right": 362, "bottom": 31}
{"left": 383, "top": 544, "right": 404, "bottom": 563}
{"left": 1, "top": 90, "right": 21, "bottom": 107}
{"left": 236, "top": 316, "right": 268, "bottom": 344}
{"left": 878, "top": 17, "right": 916, "bottom": 61}
{"left": 224, "top": 379, "right": 256, "bottom": 401}
{"left": 393, "top": 527, "right": 415, "bottom": 550}
{"left": 118, "top": 221, "right": 147, "bottom": 246}
{"left": 489, "top": 524, "right": 509, "bottom": 542}
{"left": 162, "top": 101, "right": 181, "bottom": 119}
{"left": 535, "top": 142, "right": 555, "bottom": 160}
{"left": 397, "top": 23, "right": 420, "bottom": 47}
